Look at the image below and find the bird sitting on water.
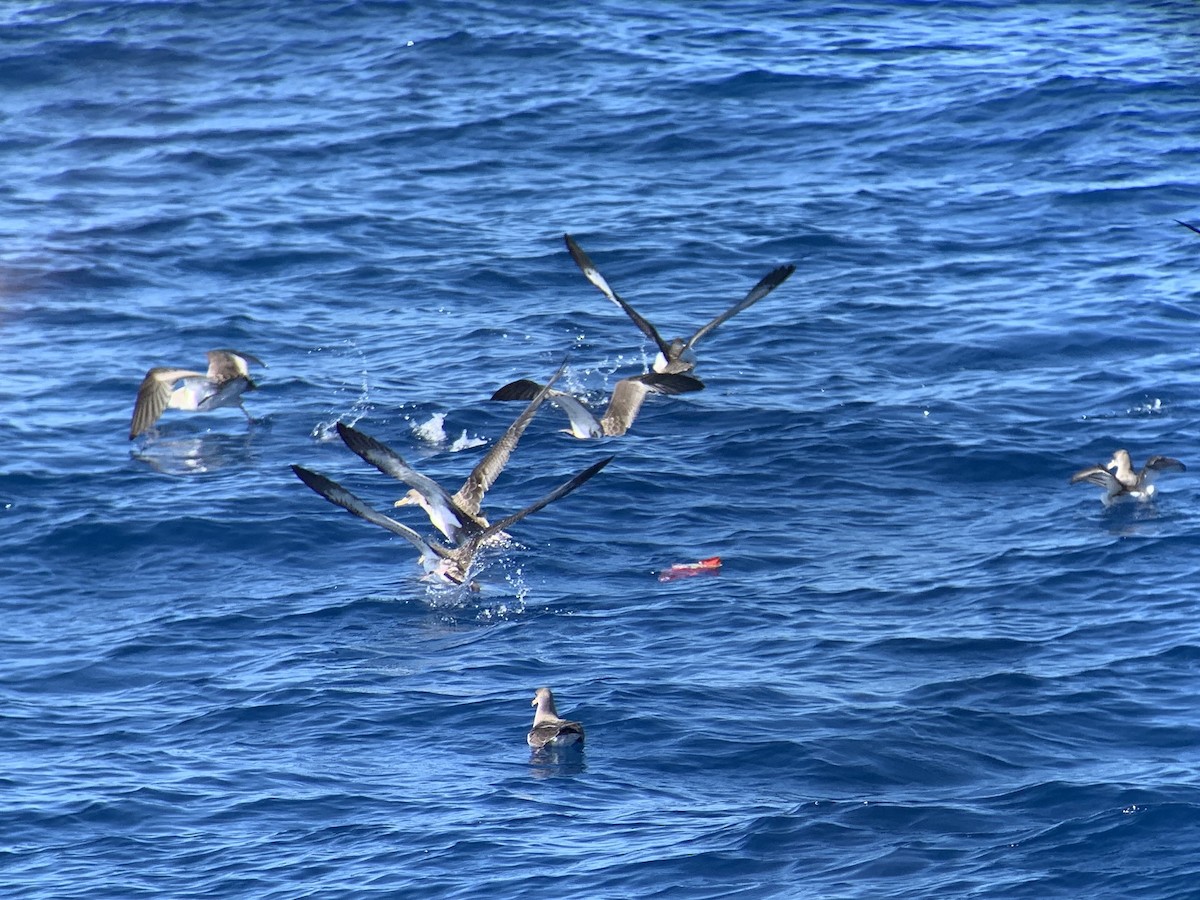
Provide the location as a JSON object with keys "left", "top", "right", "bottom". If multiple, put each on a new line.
{"left": 336, "top": 360, "right": 567, "bottom": 542}
{"left": 563, "top": 233, "right": 795, "bottom": 376}
{"left": 527, "top": 687, "right": 585, "bottom": 750}
{"left": 1070, "top": 448, "right": 1186, "bottom": 506}
{"left": 129, "top": 349, "right": 264, "bottom": 439}
{"left": 291, "top": 455, "right": 613, "bottom": 590}
{"left": 490, "top": 371, "right": 703, "bottom": 439}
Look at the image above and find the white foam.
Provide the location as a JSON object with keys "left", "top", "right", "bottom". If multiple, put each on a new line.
{"left": 412, "top": 412, "right": 447, "bottom": 444}
{"left": 449, "top": 429, "right": 486, "bottom": 452}
{"left": 1129, "top": 398, "right": 1164, "bottom": 415}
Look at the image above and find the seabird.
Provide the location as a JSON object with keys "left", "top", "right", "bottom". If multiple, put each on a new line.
{"left": 527, "top": 687, "right": 585, "bottom": 750}
{"left": 564, "top": 233, "right": 795, "bottom": 375}
{"left": 129, "top": 349, "right": 264, "bottom": 440}
{"left": 1070, "top": 448, "right": 1186, "bottom": 506}
{"left": 490, "top": 371, "right": 703, "bottom": 438}
{"left": 335, "top": 361, "right": 567, "bottom": 542}
{"left": 290, "top": 455, "right": 613, "bottom": 589}
{"left": 1175, "top": 219, "right": 1200, "bottom": 236}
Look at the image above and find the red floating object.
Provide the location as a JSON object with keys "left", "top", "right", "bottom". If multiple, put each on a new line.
{"left": 657, "top": 556, "right": 722, "bottom": 582}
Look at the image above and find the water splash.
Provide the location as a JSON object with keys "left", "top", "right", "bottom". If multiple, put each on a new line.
{"left": 309, "top": 340, "right": 370, "bottom": 441}
{"left": 1128, "top": 397, "right": 1164, "bottom": 416}
{"left": 412, "top": 413, "right": 447, "bottom": 444}
{"left": 449, "top": 429, "right": 487, "bottom": 452}
{"left": 411, "top": 414, "right": 486, "bottom": 451}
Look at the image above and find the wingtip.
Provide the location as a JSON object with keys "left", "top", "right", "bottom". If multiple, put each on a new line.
{"left": 563, "top": 232, "right": 593, "bottom": 271}
{"left": 291, "top": 462, "right": 316, "bottom": 482}
{"left": 764, "top": 262, "right": 797, "bottom": 289}
{"left": 546, "top": 355, "right": 570, "bottom": 390}
{"left": 334, "top": 419, "right": 370, "bottom": 451}
{"left": 587, "top": 454, "right": 617, "bottom": 477}
{"left": 291, "top": 463, "right": 324, "bottom": 493}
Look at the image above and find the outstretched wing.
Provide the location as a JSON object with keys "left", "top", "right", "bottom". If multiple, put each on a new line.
{"left": 1175, "top": 219, "right": 1200, "bottom": 237}
{"left": 456, "top": 358, "right": 567, "bottom": 515}
{"left": 564, "top": 233, "right": 673, "bottom": 361}
{"left": 685, "top": 263, "right": 796, "bottom": 351}
{"left": 290, "top": 464, "right": 448, "bottom": 562}
{"left": 129, "top": 367, "right": 204, "bottom": 439}
{"left": 1069, "top": 464, "right": 1118, "bottom": 490}
{"left": 336, "top": 422, "right": 473, "bottom": 541}
{"left": 1141, "top": 456, "right": 1186, "bottom": 482}
{"left": 466, "top": 455, "right": 615, "bottom": 550}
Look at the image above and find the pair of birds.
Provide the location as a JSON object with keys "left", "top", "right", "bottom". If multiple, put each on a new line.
{"left": 293, "top": 362, "right": 614, "bottom": 590}
{"left": 490, "top": 234, "right": 795, "bottom": 437}
{"left": 524, "top": 460, "right": 1190, "bottom": 752}
{"left": 1070, "top": 449, "right": 1186, "bottom": 506}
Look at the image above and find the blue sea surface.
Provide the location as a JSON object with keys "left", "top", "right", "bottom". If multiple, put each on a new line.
{"left": 4, "top": 2, "right": 1200, "bottom": 897}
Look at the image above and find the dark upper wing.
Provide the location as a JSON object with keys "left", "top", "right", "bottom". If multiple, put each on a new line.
{"left": 564, "top": 233, "right": 673, "bottom": 360}
{"left": 640, "top": 372, "right": 706, "bottom": 395}
{"left": 685, "top": 263, "right": 796, "bottom": 350}
{"left": 490, "top": 379, "right": 543, "bottom": 402}
{"left": 290, "top": 464, "right": 447, "bottom": 559}
{"left": 455, "top": 359, "right": 567, "bottom": 515}
{"left": 337, "top": 422, "right": 448, "bottom": 497}
{"left": 1142, "top": 456, "right": 1186, "bottom": 479}
{"left": 1175, "top": 220, "right": 1200, "bottom": 237}
{"left": 335, "top": 422, "right": 473, "bottom": 535}
{"left": 528, "top": 720, "right": 584, "bottom": 748}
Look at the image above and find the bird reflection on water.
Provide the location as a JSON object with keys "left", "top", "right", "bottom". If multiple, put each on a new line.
{"left": 130, "top": 428, "right": 264, "bottom": 477}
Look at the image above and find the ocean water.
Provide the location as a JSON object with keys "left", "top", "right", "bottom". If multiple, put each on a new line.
{"left": 3, "top": 1, "right": 1200, "bottom": 897}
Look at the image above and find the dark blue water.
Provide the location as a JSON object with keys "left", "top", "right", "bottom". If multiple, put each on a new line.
{"left": 4, "top": 2, "right": 1200, "bottom": 897}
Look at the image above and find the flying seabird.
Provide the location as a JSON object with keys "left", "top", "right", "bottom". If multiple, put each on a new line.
{"left": 564, "top": 233, "right": 795, "bottom": 375}
{"left": 335, "top": 361, "right": 567, "bottom": 542}
{"left": 490, "top": 371, "right": 703, "bottom": 438}
{"left": 1175, "top": 219, "right": 1200, "bottom": 236}
{"left": 1070, "top": 448, "right": 1186, "bottom": 506}
{"left": 129, "top": 349, "right": 264, "bottom": 440}
{"left": 527, "top": 687, "right": 585, "bottom": 750}
{"left": 291, "top": 455, "right": 613, "bottom": 589}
